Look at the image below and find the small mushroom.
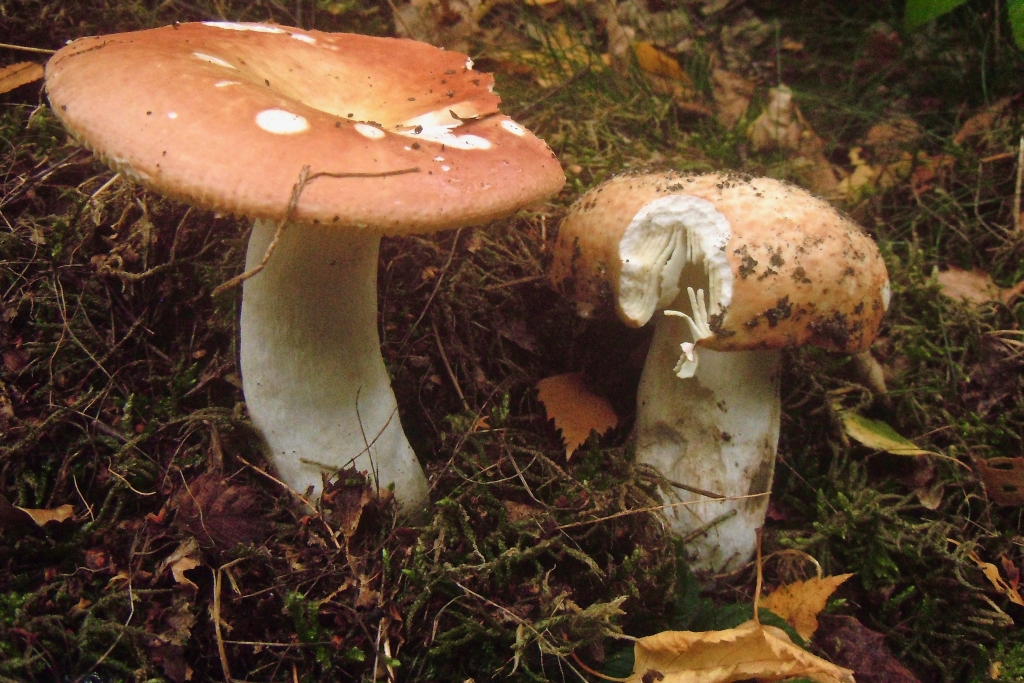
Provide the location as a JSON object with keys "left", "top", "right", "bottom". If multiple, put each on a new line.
{"left": 46, "top": 23, "right": 564, "bottom": 511}
{"left": 552, "top": 171, "right": 889, "bottom": 571}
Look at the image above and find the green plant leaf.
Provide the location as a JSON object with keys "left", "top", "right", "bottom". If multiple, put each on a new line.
{"left": 904, "top": 0, "right": 970, "bottom": 31}
{"left": 1009, "top": 0, "right": 1024, "bottom": 48}
{"left": 841, "top": 412, "right": 933, "bottom": 456}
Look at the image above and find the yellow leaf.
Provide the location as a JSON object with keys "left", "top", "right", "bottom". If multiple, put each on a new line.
{"left": 14, "top": 503, "right": 75, "bottom": 526}
{"left": 536, "top": 372, "right": 618, "bottom": 458}
{"left": 160, "top": 537, "right": 202, "bottom": 591}
{"left": 0, "top": 62, "right": 44, "bottom": 96}
{"left": 841, "top": 412, "right": 933, "bottom": 456}
{"left": 761, "top": 574, "right": 853, "bottom": 640}
{"left": 626, "top": 620, "right": 855, "bottom": 683}
{"left": 633, "top": 42, "right": 691, "bottom": 84}
{"left": 962, "top": 547, "right": 1024, "bottom": 607}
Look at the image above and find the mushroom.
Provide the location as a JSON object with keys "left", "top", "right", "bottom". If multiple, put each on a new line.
{"left": 551, "top": 172, "right": 889, "bottom": 571}
{"left": 45, "top": 22, "right": 564, "bottom": 511}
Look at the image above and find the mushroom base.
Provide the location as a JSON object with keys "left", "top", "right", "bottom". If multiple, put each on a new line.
{"left": 636, "top": 313, "right": 781, "bottom": 572}
{"left": 240, "top": 219, "right": 429, "bottom": 511}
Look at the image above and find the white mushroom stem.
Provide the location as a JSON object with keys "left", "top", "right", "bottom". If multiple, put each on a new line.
{"left": 240, "top": 218, "right": 429, "bottom": 510}
{"left": 637, "top": 291, "right": 782, "bottom": 573}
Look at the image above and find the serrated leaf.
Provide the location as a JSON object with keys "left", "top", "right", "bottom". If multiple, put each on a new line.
{"left": 841, "top": 412, "right": 932, "bottom": 456}
{"left": 903, "top": 0, "right": 970, "bottom": 31}
{"left": 761, "top": 574, "right": 853, "bottom": 640}
{"left": 536, "top": 372, "right": 618, "bottom": 458}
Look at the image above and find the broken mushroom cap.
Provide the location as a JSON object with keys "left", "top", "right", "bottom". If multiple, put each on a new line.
{"left": 551, "top": 171, "right": 890, "bottom": 353}
{"left": 44, "top": 22, "right": 565, "bottom": 232}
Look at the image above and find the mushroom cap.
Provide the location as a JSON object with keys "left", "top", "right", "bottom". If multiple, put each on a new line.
{"left": 45, "top": 22, "right": 565, "bottom": 234}
{"left": 551, "top": 171, "right": 890, "bottom": 353}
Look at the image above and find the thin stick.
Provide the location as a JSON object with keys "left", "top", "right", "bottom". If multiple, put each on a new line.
{"left": 213, "top": 558, "right": 246, "bottom": 683}
{"left": 681, "top": 509, "right": 737, "bottom": 544}
{"left": 569, "top": 651, "right": 629, "bottom": 682}
{"left": 0, "top": 42, "right": 55, "bottom": 54}
{"left": 1014, "top": 135, "right": 1023, "bottom": 233}
{"left": 432, "top": 317, "right": 470, "bottom": 412}
{"left": 753, "top": 528, "right": 763, "bottom": 626}
{"left": 662, "top": 477, "right": 726, "bottom": 500}
{"left": 482, "top": 274, "right": 546, "bottom": 291}
{"left": 211, "top": 165, "right": 420, "bottom": 296}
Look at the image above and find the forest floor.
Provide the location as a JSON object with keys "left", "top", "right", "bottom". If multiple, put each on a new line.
{"left": 1, "top": 0, "right": 1024, "bottom": 681}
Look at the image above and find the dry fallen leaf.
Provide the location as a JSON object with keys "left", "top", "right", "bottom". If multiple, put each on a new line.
{"left": 536, "top": 372, "right": 618, "bottom": 458}
{"left": 170, "top": 473, "right": 266, "bottom": 548}
{"left": 0, "top": 62, "right": 44, "bottom": 96}
{"left": 960, "top": 545, "right": 1024, "bottom": 607}
{"left": 16, "top": 504, "right": 75, "bottom": 526}
{"left": 747, "top": 86, "right": 837, "bottom": 194}
{"left": 711, "top": 69, "right": 755, "bottom": 130}
{"left": 762, "top": 574, "right": 853, "bottom": 640}
{"left": 159, "top": 537, "right": 202, "bottom": 591}
{"left": 934, "top": 267, "right": 1024, "bottom": 306}
{"left": 815, "top": 615, "right": 921, "bottom": 683}
{"left": 974, "top": 457, "right": 1024, "bottom": 506}
{"left": 841, "top": 412, "right": 933, "bottom": 456}
{"left": 626, "top": 619, "right": 855, "bottom": 683}
{"left": 634, "top": 41, "right": 690, "bottom": 82}
{"left": 953, "top": 96, "right": 1015, "bottom": 146}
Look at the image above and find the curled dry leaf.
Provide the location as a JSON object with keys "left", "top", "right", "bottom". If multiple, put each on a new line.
{"left": 961, "top": 546, "right": 1024, "bottom": 607}
{"left": 0, "top": 495, "right": 75, "bottom": 531}
{"left": 0, "top": 62, "right": 44, "bottom": 96}
{"left": 536, "top": 372, "right": 619, "bottom": 458}
{"left": 159, "top": 537, "right": 202, "bottom": 591}
{"left": 626, "top": 619, "right": 855, "bottom": 683}
{"left": 747, "top": 86, "right": 837, "bottom": 194}
{"left": 711, "top": 68, "right": 754, "bottom": 130}
{"left": 975, "top": 457, "right": 1024, "bottom": 506}
{"left": 934, "top": 267, "right": 1024, "bottom": 306}
{"left": 761, "top": 573, "right": 853, "bottom": 640}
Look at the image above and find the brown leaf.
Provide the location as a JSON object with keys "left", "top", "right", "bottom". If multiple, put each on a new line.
{"left": 935, "top": 267, "right": 1024, "bottom": 306}
{"left": 954, "top": 96, "right": 1015, "bottom": 146}
{"left": 159, "top": 537, "right": 202, "bottom": 591}
{"left": 634, "top": 42, "right": 691, "bottom": 83}
{"left": 0, "top": 62, "right": 44, "bottom": 95}
{"left": 963, "top": 546, "right": 1024, "bottom": 607}
{"left": 626, "top": 619, "right": 855, "bottom": 683}
{"left": 0, "top": 495, "right": 75, "bottom": 532}
{"left": 320, "top": 468, "right": 375, "bottom": 542}
{"left": 16, "top": 503, "right": 75, "bottom": 526}
{"left": 975, "top": 457, "right": 1024, "bottom": 506}
{"left": 170, "top": 473, "right": 266, "bottom": 548}
{"left": 815, "top": 615, "right": 921, "bottom": 683}
{"left": 761, "top": 574, "right": 853, "bottom": 640}
{"left": 536, "top": 372, "right": 618, "bottom": 458}
{"left": 711, "top": 69, "right": 755, "bottom": 130}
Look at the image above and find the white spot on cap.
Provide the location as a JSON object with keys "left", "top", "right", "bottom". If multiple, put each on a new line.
{"left": 193, "top": 52, "right": 235, "bottom": 69}
{"left": 441, "top": 165, "right": 451, "bottom": 172}
{"left": 256, "top": 109, "right": 310, "bottom": 134}
{"left": 501, "top": 120, "right": 526, "bottom": 136}
{"left": 167, "top": 112, "right": 178, "bottom": 119}
{"left": 214, "top": 80, "right": 240, "bottom": 87}
{"left": 434, "top": 156, "right": 445, "bottom": 162}
{"left": 466, "top": 57, "right": 474, "bottom": 69}
{"left": 290, "top": 32, "right": 316, "bottom": 44}
{"left": 398, "top": 125, "right": 491, "bottom": 150}
{"left": 881, "top": 278, "right": 891, "bottom": 311}
{"left": 202, "top": 21, "right": 285, "bottom": 33}
{"left": 355, "top": 123, "right": 385, "bottom": 139}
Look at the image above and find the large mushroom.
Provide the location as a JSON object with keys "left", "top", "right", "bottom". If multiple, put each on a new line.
{"left": 45, "top": 22, "right": 564, "bottom": 510}
{"left": 552, "top": 172, "right": 889, "bottom": 571}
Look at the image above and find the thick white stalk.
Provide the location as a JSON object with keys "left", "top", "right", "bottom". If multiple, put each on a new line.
{"left": 636, "top": 312, "right": 781, "bottom": 572}
{"left": 240, "top": 219, "right": 429, "bottom": 510}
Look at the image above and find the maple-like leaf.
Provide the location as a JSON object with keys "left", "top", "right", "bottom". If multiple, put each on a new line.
{"left": 536, "top": 372, "right": 619, "bottom": 458}
{"left": 626, "top": 619, "right": 855, "bottom": 683}
{"left": 761, "top": 574, "right": 853, "bottom": 640}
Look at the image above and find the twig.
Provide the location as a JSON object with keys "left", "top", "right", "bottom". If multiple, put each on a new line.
{"left": 753, "top": 528, "right": 764, "bottom": 626}
{"left": 482, "top": 274, "right": 546, "bottom": 291}
{"left": 0, "top": 42, "right": 55, "bottom": 54}
{"left": 1014, "top": 135, "right": 1023, "bottom": 233}
{"left": 432, "top": 317, "right": 470, "bottom": 412}
{"left": 661, "top": 476, "right": 726, "bottom": 500}
{"left": 211, "top": 166, "right": 420, "bottom": 296}
{"left": 569, "top": 651, "right": 629, "bottom": 682}
{"left": 213, "top": 558, "right": 247, "bottom": 683}
{"left": 681, "top": 509, "right": 737, "bottom": 544}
